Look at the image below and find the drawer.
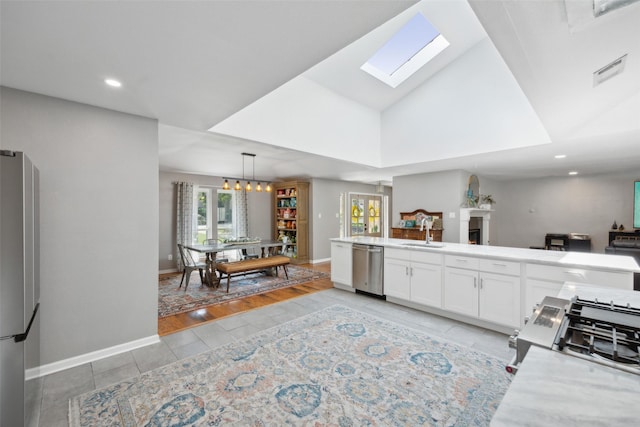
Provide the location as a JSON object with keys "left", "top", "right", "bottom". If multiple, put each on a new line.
{"left": 479, "top": 258, "right": 521, "bottom": 276}
{"left": 385, "top": 247, "right": 410, "bottom": 260}
{"left": 445, "top": 255, "right": 480, "bottom": 270}
{"left": 411, "top": 250, "right": 442, "bottom": 265}
{"left": 526, "top": 263, "right": 632, "bottom": 289}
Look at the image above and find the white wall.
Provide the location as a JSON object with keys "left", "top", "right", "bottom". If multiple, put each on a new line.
{"left": 158, "top": 171, "right": 273, "bottom": 271}
{"left": 0, "top": 87, "right": 158, "bottom": 365}
{"left": 491, "top": 171, "right": 639, "bottom": 252}
{"left": 310, "top": 178, "right": 389, "bottom": 260}
{"left": 381, "top": 39, "right": 551, "bottom": 167}
{"left": 212, "top": 76, "right": 381, "bottom": 167}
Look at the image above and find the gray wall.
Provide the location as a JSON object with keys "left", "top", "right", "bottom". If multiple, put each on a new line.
{"left": 490, "top": 171, "right": 638, "bottom": 253}
{"left": 159, "top": 171, "right": 273, "bottom": 271}
{"left": 393, "top": 170, "right": 469, "bottom": 243}
{"left": 309, "top": 178, "right": 390, "bottom": 260}
{"left": 1, "top": 87, "right": 158, "bottom": 365}
{"left": 391, "top": 168, "right": 637, "bottom": 253}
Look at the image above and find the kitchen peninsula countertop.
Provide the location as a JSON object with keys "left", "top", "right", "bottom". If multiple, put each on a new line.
{"left": 331, "top": 237, "right": 640, "bottom": 272}
{"left": 491, "top": 284, "right": 640, "bottom": 426}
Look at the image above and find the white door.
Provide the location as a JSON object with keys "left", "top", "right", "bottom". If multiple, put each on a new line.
{"left": 443, "top": 268, "right": 478, "bottom": 317}
{"left": 479, "top": 272, "right": 521, "bottom": 327}
{"left": 350, "top": 193, "right": 383, "bottom": 237}
{"left": 384, "top": 258, "right": 411, "bottom": 299}
{"left": 330, "top": 242, "right": 352, "bottom": 286}
{"left": 410, "top": 262, "right": 443, "bottom": 308}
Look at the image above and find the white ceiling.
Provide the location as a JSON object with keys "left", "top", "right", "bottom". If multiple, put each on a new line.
{"left": 2, "top": 0, "right": 640, "bottom": 184}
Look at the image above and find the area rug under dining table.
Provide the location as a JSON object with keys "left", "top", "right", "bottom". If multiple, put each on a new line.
{"left": 70, "top": 304, "right": 512, "bottom": 426}
{"left": 158, "top": 265, "right": 329, "bottom": 318}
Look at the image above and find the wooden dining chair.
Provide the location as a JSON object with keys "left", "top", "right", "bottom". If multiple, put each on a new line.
{"left": 177, "top": 243, "right": 206, "bottom": 291}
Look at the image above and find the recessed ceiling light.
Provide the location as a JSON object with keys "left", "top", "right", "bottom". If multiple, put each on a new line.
{"left": 104, "top": 78, "right": 122, "bottom": 88}
{"left": 554, "top": 154, "right": 567, "bottom": 159}
{"left": 568, "top": 171, "right": 579, "bottom": 175}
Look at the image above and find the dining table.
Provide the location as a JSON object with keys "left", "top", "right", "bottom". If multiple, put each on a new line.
{"left": 185, "top": 239, "right": 287, "bottom": 287}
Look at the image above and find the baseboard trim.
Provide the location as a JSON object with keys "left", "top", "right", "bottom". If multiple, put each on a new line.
{"left": 159, "top": 268, "right": 179, "bottom": 274}
{"left": 311, "top": 257, "right": 330, "bottom": 264}
{"left": 26, "top": 334, "right": 160, "bottom": 380}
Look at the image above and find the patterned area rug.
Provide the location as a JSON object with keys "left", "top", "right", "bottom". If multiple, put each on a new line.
{"left": 158, "top": 265, "right": 329, "bottom": 318}
{"left": 70, "top": 305, "right": 512, "bottom": 426}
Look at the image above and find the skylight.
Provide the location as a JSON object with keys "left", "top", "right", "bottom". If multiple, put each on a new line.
{"left": 361, "top": 13, "right": 449, "bottom": 88}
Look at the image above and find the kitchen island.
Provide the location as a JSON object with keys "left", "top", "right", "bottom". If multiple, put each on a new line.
{"left": 491, "top": 284, "right": 640, "bottom": 426}
{"left": 330, "top": 237, "right": 640, "bottom": 333}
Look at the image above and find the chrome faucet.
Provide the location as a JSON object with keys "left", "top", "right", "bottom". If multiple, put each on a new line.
{"left": 420, "top": 217, "right": 433, "bottom": 244}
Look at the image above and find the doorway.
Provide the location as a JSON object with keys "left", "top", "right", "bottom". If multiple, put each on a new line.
{"left": 349, "top": 193, "right": 384, "bottom": 237}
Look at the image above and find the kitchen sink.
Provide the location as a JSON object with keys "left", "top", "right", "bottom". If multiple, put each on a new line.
{"left": 401, "top": 242, "right": 445, "bottom": 248}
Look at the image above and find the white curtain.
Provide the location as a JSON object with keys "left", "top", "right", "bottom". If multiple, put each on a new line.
{"left": 236, "top": 189, "right": 248, "bottom": 238}
{"left": 175, "top": 181, "right": 195, "bottom": 271}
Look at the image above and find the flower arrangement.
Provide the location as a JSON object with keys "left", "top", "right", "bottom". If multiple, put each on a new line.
{"left": 479, "top": 194, "right": 496, "bottom": 209}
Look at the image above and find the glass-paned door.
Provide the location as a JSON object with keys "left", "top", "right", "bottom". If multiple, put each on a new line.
{"left": 217, "top": 189, "right": 235, "bottom": 242}
{"left": 350, "top": 193, "right": 383, "bottom": 237}
{"left": 195, "top": 187, "right": 214, "bottom": 244}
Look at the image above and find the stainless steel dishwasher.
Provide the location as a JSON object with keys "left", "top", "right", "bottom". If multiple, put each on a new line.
{"left": 352, "top": 244, "right": 384, "bottom": 296}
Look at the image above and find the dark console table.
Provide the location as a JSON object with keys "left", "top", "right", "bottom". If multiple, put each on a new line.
{"left": 608, "top": 230, "right": 640, "bottom": 245}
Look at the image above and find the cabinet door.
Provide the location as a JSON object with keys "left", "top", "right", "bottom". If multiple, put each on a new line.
{"left": 443, "top": 268, "right": 478, "bottom": 317}
{"left": 524, "top": 279, "right": 564, "bottom": 316}
{"left": 330, "top": 242, "right": 352, "bottom": 286}
{"left": 479, "top": 272, "right": 521, "bottom": 328}
{"left": 384, "top": 258, "right": 411, "bottom": 300}
{"left": 410, "top": 262, "right": 442, "bottom": 308}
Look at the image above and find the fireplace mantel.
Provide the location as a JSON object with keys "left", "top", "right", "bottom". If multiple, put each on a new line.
{"left": 459, "top": 208, "right": 493, "bottom": 245}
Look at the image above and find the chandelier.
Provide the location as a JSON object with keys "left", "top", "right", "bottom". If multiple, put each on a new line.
{"left": 222, "top": 153, "right": 272, "bottom": 192}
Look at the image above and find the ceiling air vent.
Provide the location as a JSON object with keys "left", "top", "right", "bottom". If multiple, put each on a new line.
{"left": 593, "top": 0, "right": 640, "bottom": 17}
{"left": 593, "top": 54, "right": 627, "bottom": 86}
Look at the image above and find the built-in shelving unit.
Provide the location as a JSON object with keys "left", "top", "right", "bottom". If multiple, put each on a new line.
{"left": 273, "top": 180, "right": 309, "bottom": 264}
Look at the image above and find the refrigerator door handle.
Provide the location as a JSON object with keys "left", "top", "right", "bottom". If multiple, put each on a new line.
{"left": 0, "top": 303, "right": 39, "bottom": 343}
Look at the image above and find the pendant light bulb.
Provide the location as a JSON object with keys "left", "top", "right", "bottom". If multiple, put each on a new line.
{"left": 266, "top": 183, "right": 272, "bottom": 192}
{"left": 223, "top": 179, "right": 230, "bottom": 190}
{"left": 256, "top": 182, "right": 263, "bottom": 192}
{"left": 234, "top": 180, "right": 241, "bottom": 191}
{"left": 245, "top": 181, "right": 252, "bottom": 192}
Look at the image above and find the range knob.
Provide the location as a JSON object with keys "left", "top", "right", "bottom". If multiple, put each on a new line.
{"left": 508, "top": 330, "right": 519, "bottom": 349}
{"left": 524, "top": 316, "right": 531, "bottom": 325}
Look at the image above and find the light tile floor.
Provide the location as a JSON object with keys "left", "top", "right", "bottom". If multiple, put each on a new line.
{"left": 29, "top": 288, "right": 515, "bottom": 426}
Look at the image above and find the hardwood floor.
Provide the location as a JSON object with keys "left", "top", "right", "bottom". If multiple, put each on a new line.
{"left": 157, "top": 262, "right": 333, "bottom": 336}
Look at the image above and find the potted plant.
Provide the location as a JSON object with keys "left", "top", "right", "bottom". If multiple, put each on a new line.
{"left": 479, "top": 194, "right": 495, "bottom": 209}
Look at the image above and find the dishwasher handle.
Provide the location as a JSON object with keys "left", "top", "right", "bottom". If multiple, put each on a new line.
{"left": 353, "top": 244, "right": 382, "bottom": 253}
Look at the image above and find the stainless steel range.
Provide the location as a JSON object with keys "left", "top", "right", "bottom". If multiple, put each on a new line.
{"left": 507, "top": 295, "right": 640, "bottom": 375}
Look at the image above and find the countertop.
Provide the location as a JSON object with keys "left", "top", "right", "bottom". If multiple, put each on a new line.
{"left": 491, "top": 284, "right": 640, "bottom": 426}
{"left": 491, "top": 346, "right": 640, "bottom": 426}
{"left": 331, "top": 236, "right": 640, "bottom": 272}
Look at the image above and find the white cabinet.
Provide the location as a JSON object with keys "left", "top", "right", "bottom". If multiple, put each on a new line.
{"left": 330, "top": 242, "right": 352, "bottom": 286}
{"left": 524, "top": 263, "right": 633, "bottom": 313}
{"left": 410, "top": 262, "right": 443, "bottom": 307}
{"left": 384, "top": 248, "right": 442, "bottom": 307}
{"left": 478, "top": 272, "right": 521, "bottom": 327}
{"left": 443, "top": 267, "right": 478, "bottom": 316}
{"left": 444, "top": 255, "right": 521, "bottom": 328}
{"left": 384, "top": 257, "right": 411, "bottom": 300}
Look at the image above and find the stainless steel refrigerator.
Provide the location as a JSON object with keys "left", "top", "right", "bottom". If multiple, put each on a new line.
{"left": 1, "top": 150, "right": 40, "bottom": 426}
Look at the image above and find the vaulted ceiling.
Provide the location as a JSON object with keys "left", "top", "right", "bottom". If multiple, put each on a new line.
{"left": 2, "top": 0, "right": 639, "bottom": 184}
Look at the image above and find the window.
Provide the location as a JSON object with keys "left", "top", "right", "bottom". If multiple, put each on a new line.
{"left": 361, "top": 12, "right": 449, "bottom": 88}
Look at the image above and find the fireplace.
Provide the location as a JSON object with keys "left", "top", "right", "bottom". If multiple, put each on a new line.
{"left": 469, "top": 228, "right": 481, "bottom": 245}
{"left": 459, "top": 208, "right": 491, "bottom": 245}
